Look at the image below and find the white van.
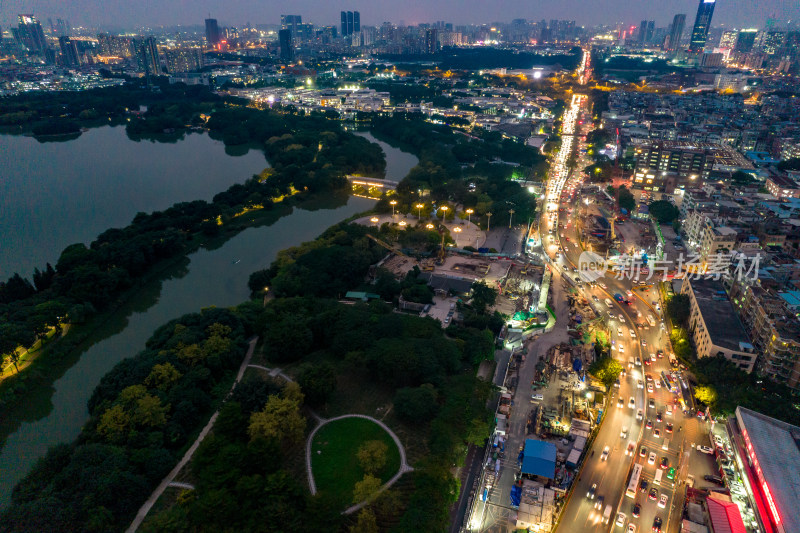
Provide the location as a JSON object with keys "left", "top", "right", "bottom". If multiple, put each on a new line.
{"left": 653, "top": 469, "right": 663, "bottom": 486}
{"left": 602, "top": 505, "right": 613, "bottom": 524}
{"left": 605, "top": 298, "right": 614, "bottom": 308}
{"left": 532, "top": 394, "right": 544, "bottom": 401}
{"left": 662, "top": 439, "right": 670, "bottom": 451}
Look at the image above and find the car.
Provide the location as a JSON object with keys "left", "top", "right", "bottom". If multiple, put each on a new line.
{"left": 641, "top": 339, "right": 647, "bottom": 347}
{"left": 653, "top": 428, "right": 661, "bottom": 438}
{"left": 656, "top": 412, "right": 663, "bottom": 423}
{"left": 595, "top": 495, "right": 605, "bottom": 510}
{"left": 614, "top": 379, "right": 621, "bottom": 388}
{"left": 627, "top": 290, "right": 634, "bottom": 298}
{"left": 626, "top": 442, "right": 636, "bottom": 456}
{"left": 665, "top": 423, "right": 673, "bottom": 433}
{"left": 618, "top": 397, "right": 625, "bottom": 408}
{"left": 648, "top": 452, "right": 656, "bottom": 465}
{"left": 666, "top": 405, "right": 673, "bottom": 416}
{"left": 650, "top": 353, "right": 656, "bottom": 363}
{"left": 637, "top": 380, "right": 644, "bottom": 389}
{"left": 619, "top": 344, "right": 625, "bottom": 353}
{"left": 646, "top": 419, "right": 653, "bottom": 429}
{"left": 654, "top": 379, "right": 661, "bottom": 389}
{"left": 618, "top": 328, "right": 623, "bottom": 337}
{"left": 532, "top": 394, "right": 544, "bottom": 401}
{"left": 647, "top": 382, "right": 654, "bottom": 393}
{"left": 645, "top": 373, "right": 653, "bottom": 382}
{"left": 629, "top": 397, "right": 636, "bottom": 408}
{"left": 644, "top": 357, "right": 651, "bottom": 366}
{"left": 599, "top": 282, "right": 607, "bottom": 289}
{"left": 640, "top": 446, "right": 647, "bottom": 458}
{"left": 658, "top": 494, "right": 667, "bottom": 509}
{"left": 621, "top": 427, "right": 629, "bottom": 438}
{"left": 628, "top": 524, "right": 637, "bottom": 533}
{"left": 697, "top": 445, "right": 714, "bottom": 454}
{"left": 592, "top": 295, "right": 600, "bottom": 301}
{"left": 587, "top": 483, "right": 597, "bottom": 499}
{"left": 704, "top": 475, "right": 725, "bottom": 486}
{"left": 637, "top": 409, "right": 644, "bottom": 421}
{"left": 632, "top": 503, "right": 641, "bottom": 518}
{"left": 656, "top": 350, "right": 664, "bottom": 358}
{"left": 652, "top": 517, "right": 662, "bottom": 532}
{"left": 635, "top": 357, "right": 642, "bottom": 366}
{"left": 648, "top": 488, "right": 658, "bottom": 501}
{"left": 601, "top": 446, "right": 610, "bottom": 461}
{"left": 616, "top": 512, "right": 627, "bottom": 527}
{"left": 648, "top": 398, "right": 656, "bottom": 409}
{"left": 639, "top": 479, "right": 648, "bottom": 493}
{"left": 630, "top": 329, "right": 636, "bottom": 338}
{"left": 666, "top": 467, "right": 676, "bottom": 481}
{"left": 660, "top": 457, "right": 669, "bottom": 469}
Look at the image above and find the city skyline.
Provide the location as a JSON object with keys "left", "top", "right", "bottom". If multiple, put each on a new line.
{"left": 2, "top": 0, "right": 800, "bottom": 31}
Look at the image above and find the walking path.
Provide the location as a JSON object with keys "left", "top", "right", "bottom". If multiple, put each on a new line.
{"left": 305, "top": 413, "right": 413, "bottom": 515}
{"left": 126, "top": 337, "right": 258, "bottom": 533}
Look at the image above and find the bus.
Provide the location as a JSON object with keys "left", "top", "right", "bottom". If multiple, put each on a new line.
{"left": 661, "top": 371, "right": 677, "bottom": 393}
{"left": 626, "top": 463, "right": 643, "bottom": 499}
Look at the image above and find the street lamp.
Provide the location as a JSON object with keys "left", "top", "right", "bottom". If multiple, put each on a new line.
{"left": 399, "top": 220, "right": 407, "bottom": 227}
{"left": 390, "top": 200, "right": 397, "bottom": 217}
{"left": 453, "top": 226, "right": 462, "bottom": 247}
{"left": 370, "top": 216, "right": 379, "bottom": 225}
{"left": 440, "top": 205, "right": 449, "bottom": 219}
{"left": 426, "top": 223, "right": 435, "bottom": 230}
{"left": 487, "top": 212, "right": 492, "bottom": 232}
{"left": 509, "top": 209, "right": 515, "bottom": 228}
{"left": 416, "top": 203, "right": 424, "bottom": 220}
{"left": 466, "top": 208, "right": 473, "bottom": 223}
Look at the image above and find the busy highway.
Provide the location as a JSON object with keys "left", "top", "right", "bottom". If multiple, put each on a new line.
{"left": 537, "top": 95, "right": 714, "bottom": 533}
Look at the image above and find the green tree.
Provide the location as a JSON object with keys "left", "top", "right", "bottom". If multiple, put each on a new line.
{"left": 666, "top": 294, "right": 691, "bottom": 327}
{"left": 731, "top": 170, "right": 756, "bottom": 185}
{"left": 296, "top": 362, "right": 337, "bottom": 406}
{"left": 97, "top": 404, "right": 130, "bottom": 444}
{"left": 357, "top": 440, "right": 389, "bottom": 474}
{"left": 352, "top": 474, "right": 382, "bottom": 504}
{"left": 588, "top": 356, "right": 623, "bottom": 389}
{"left": 144, "top": 362, "right": 182, "bottom": 391}
{"left": 394, "top": 385, "right": 440, "bottom": 422}
{"left": 617, "top": 186, "right": 635, "bottom": 212}
{"left": 695, "top": 385, "right": 718, "bottom": 406}
{"left": 350, "top": 508, "right": 379, "bottom": 533}
{"left": 648, "top": 200, "right": 679, "bottom": 223}
{"left": 470, "top": 281, "right": 497, "bottom": 314}
{"left": 248, "top": 396, "right": 306, "bottom": 445}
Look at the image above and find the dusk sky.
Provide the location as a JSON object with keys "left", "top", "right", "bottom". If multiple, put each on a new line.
{"left": 2, "top": 0, "right": 799, "bottom": 30}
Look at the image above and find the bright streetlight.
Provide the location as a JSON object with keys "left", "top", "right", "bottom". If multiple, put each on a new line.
{"left": 466, "top": 208, "right": 473, "bottom": 223}
{"left": 426, "top": 223, "right": 435, "bottom": 230}
{"left": 416, "top": 203, "right": 424, "bottom": 219}
{"left": 487, "top": 212, "right": 492, "bottom": 232}
{"left": 390, "top": 199, "right": 397, "bottom": 217}
{"left": 440, "top": 205, "right": 449, "bottom": 219}
{"left": 509, "top": 209, "right": 515, "bottom": 228}
{"left": 453, "top": 226, "right": 462, "bottom": 247}
{"left": 399, "top": 220, "right": 407, "bottom": 227}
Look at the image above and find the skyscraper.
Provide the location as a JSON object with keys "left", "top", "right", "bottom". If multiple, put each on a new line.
{"left": 734, "top": 29, "right": 758, "bottom": 53}
{"left": 279, "top": 28, "right": 294, "bottom": 61}
{"left": 205, "top": 19, "right": 220, "bottom": 46}
{"left": 425, "top": 28, "right": 439, "bottom": 54}
{"left": 135, "top": 37, "right": 160, "bottom": 77}
{"left": 347, "top": 12, "right": 354, "bottom": 36}
{"left": 689, "top": 0, "right": 715, "bottom": 52}
{"left": 58, "top": 36, "right": 81, "bottom": 66}
{"left": 16, "top": 15, "right": 47, "bottom": 53}
{"left": 666, "top": 14, "right": 686, "bottom": 51}
{"left": 638, "top": 20, "right": 654, "bottom": 44}
{"left": 281, "top": 15, "right": 302, "bottom": 40}
{"left": 163, "top": 47, "right": 204, "bottom": 73}
{"left": 341, "top": 11, "right": 348, "bottom": 36}
{"left": 353, "top": 12, "right": 360, "bottom": 34}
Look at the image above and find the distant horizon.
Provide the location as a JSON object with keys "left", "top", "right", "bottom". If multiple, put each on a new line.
{"left": 2, "top": 0, "right": 799, "bottom": 34}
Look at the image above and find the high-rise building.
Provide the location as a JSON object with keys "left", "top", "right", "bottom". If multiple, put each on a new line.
{"left": 98, "top": 34, "right": 135, "bottom": 58}
{"left": 347, "top": 11, "right": 354, "bottom": 36}
{"left": 135, "top": 37, "right": 160, "bottom": 77}
{"left": 638, "top": 20, "right": 654, "bottom": 44}
{"left": 278, "top": 28, "right": 293, "bottom": 61}
{"left": 56, "top": 18, "right": 70, "bottom": 37}
{"left": 163, "top": 47, "right": 204, "bottom": 73}
{"left": 16, "top": 14, "right": 47, "bottom": 53}
{"left": 205, "top": 18, "right": 220, "bottom": 46}
{"left": 689, "top": 0, "right": 715, "bottom": 52}
{"left": 666, "top": 14, "right": 686, "bottom": 51}
{"left": 341, "top": 11, "right": 348, "bottom": 36}
{"left": 353, "top": 12, "right": 360, "bottom": 33}
{"left": 719, "top": 30, "right": 738, "bottom": 49}
{"left": 424, "top": 28, "right": 439, "bottom": 54}
{"left": 735, "top": 29, "right": 758, "bottom": 53}
{"left": 58, "top": 36, "right": 81, "bottom": 66}
{"left": 281, "top": 14, "right": 302, "bottom": 42}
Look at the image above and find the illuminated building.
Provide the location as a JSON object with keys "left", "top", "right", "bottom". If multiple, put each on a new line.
{"left": 666, "top": 14, "right": 686, "bottom": 51}
{"left": 163, "top": 47, "right": 203, "bottom": 73}
{"left": 58, "top": 36, "right": 81, "bottom": 67}
{"left": 735, "top": 29, "right": 758, "bottom": 53}
{"left": 725, "top": 407, "right": 800, "bottom": 533}
{"left": 425, "top": 28, "right": 439, "bottom": 55}
{"left": 16, "top": 14, "right": 47, "bottom": 53}
{"left": 135, "top": 37, "right": 160, "bottom": 76}
{"left": 689, "top": 0, "right": 715, "bottom": 52}
{"left": 278, "top": 29, "right": 293, "bottom": 62}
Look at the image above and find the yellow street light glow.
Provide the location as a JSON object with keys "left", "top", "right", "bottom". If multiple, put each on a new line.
{"left": 370, "top": 217, "right": 379, "bottom": 223}
{"left": 426, "top": 223, "right": 435, "bottom": 229}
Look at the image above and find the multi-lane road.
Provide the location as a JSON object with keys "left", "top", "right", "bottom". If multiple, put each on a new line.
{"left": 537, "top": 98, "right": 714, "bottom": 533}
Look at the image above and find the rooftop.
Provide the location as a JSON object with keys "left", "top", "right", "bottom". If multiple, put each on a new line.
{"left": 521, "top": 438, "right": 557, "bottom": 480}
{"left": 706, "top": 493, "right": 746, "bottom": 533}
{"left": 688, "top": 278, "right": 752, "bottom": 352}
{"left": 735, "top": 406, "right": 800, "bottom": 533}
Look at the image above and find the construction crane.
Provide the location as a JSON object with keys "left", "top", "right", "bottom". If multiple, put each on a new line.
{"left": 366, "top": 234, "right": 406, "bottom": 257}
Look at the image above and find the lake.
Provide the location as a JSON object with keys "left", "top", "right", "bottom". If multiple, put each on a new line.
{"left": 0, "top": 126, "right": 415, "bottom": 507}
{"left": 0, "top": 126, "right": 268, "bottom": 279}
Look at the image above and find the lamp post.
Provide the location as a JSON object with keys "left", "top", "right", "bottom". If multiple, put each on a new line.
{"left": 370, "top": 216, "right": 379, "bottom": 226}
{"left": 390, "top": 200, "right": 397, "bottom": 217}
{"left": 399, "top": 220, "right": 407, "bottom": 228}
{"left": 440, "top": 205, "right": 449, "bottom": 220}
{"left": 426, "top": 223, "right": 435, "bottom": 230}
{"left": 416, "top": 203, "right": 424, "bottom": 220}
{"left": 509, "top": 209, "right": 515, "bottom": 228}
{"left": 487, "top": 212, "right": 492, "bottom": 232}
{"left": 466, "top": 208, "right": 473, "bottom": 223}
{"left": 453, "top": 226, "right": 462, "bottom": 247}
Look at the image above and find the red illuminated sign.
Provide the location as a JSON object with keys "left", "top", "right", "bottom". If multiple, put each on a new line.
{"left": 762, "top": 481, "right": 781, "bottom": 525}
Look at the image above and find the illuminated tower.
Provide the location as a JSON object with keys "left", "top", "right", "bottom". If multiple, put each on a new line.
{"left": 689, "top": 0, "right": 716, "bottom": 52}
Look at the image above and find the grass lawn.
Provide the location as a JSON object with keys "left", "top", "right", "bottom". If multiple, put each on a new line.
{"left": 311, "top": 417, "right": 401, "bottom": 510}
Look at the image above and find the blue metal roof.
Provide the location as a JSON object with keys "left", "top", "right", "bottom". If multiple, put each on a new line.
{"left": 521, "top": 438, "right": 557, "bottom": 479}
